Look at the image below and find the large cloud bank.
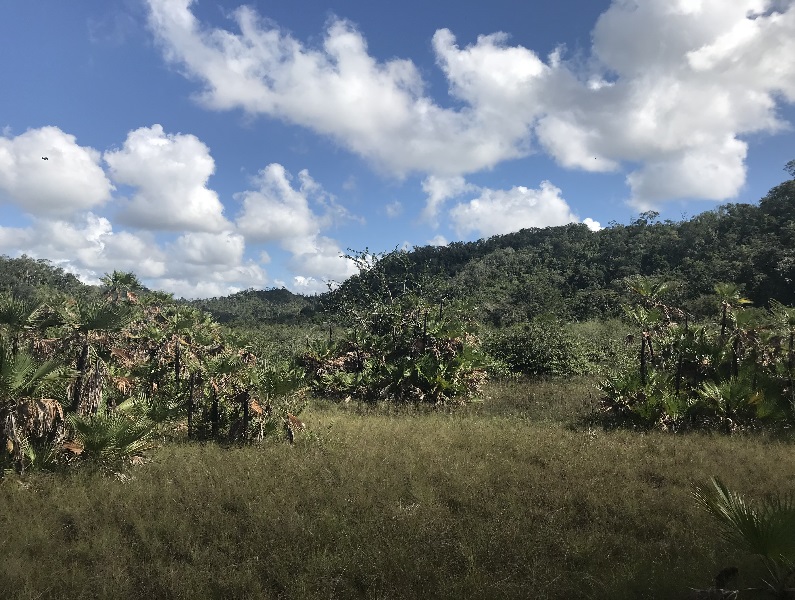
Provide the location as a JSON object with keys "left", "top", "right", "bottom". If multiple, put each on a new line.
{"left": 0, "top": 125, "right": 353, "bottom": 297}
{"left": 147, "top": 0, "right": 795, "bottom": 208}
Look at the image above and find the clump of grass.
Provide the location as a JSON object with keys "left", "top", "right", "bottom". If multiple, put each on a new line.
{"left": 475, "top": 376, "right": 600, "bottom": 422}
{"left": 1, "top": 381, "right": 793, "bottom": 599}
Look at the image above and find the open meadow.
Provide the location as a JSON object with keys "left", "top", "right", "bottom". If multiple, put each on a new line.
{"left": 3, "top": 377, "right": 794, "bottom": 600}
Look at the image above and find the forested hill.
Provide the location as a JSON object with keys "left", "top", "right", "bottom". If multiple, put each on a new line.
{"left": 335, "top": 173, "right": 795, "bottom": 325}
{"left": 0, "top": 171, "right": 793, "bottom": 327}
{"left": 0, "top": 255, "right": 96, "bottom": 301}
{"left": 189, "top": 288, "right": 318, "bottom": 326}
{"left": 0, "top": 257, "right": 317, "bottom": 327}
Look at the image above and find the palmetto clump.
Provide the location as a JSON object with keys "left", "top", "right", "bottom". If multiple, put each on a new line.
{"left": 694, "top": 478, "right": 795, "bottom": 598}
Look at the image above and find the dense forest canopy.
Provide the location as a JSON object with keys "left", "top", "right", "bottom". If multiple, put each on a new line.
{"left": 330, "top": 172, "right": 795, "bottom": 325}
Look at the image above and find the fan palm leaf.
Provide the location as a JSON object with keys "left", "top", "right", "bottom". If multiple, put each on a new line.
{"left": 694, "top": 478, "right": 795, "bottom": 595}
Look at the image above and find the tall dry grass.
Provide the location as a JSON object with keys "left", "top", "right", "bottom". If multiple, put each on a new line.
{"left": 1, "top": 378, "right": 793, "bottom": 599}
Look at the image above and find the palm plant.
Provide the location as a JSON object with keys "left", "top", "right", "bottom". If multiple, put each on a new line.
{"left": 626, "top": 275, "right": 676, "bottom": 309}
{"left": 100, "top": 270, "right": 143, "bottom": 304}
{"left": 694, "top": 478, "right": 795, "bottom": 597}
{"left": 67, "top": 398, "right": 155, "bottom": 468}
{"left": 0, "top": 337, "right": 73, "bottom": 473}
{"left": 0, "top": 295, "right": 61, "bottom": 356}
{"left": 714, "top": 283, "right": 752, "bottom": 342}
{"left": 61, "top": 300, "right": 132, "bottom": 415}
{"left": 622, "top": 304, "right": 663, "bottom": 386}
{"left": 769, "top": 301, "right": 795, "bottom": 399}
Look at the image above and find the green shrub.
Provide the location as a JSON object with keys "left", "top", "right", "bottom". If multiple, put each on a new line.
{"left": 484, "top": 318, "right": 589, "bottom": 377}
{"left": 303, "top": 250, "right": 488, "bottom": 404}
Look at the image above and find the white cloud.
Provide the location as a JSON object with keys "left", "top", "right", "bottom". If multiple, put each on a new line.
{"left": 0, "top": 212, "right": 268, "bottom": 299}
{"left": 146, "top": 0, "right": 795, "bottom": 208}
{"left": 421, "top": 175, "right": 478, "bottom": 224}
{"left": 288, "top": 236, "right": 357, "bottom": 282}
{"left": 105, "top": 124, "right": 231, "bottom": 232}
{"left": 171, "top": 231, "right": 245, "bottom": 267}
{"left": 145, "top": 0, "right": 534, "bottom": 176}
{"left": 163, "top": 231, "right": 268, "bottom": 294}
{"left": 151, "top": 278, "right": 243, "bottom": 299}
{"left": 449, "top": 181, "right": 580, "bottom": 238}
{"left": 235, "top": 163, "right": 358, "bottom": 284}
{"left": 0, "top": 213, "right": 166, "bottom": 284}
{"left": 385, "top": 201, "right": 403, "bottom": 218}
{"left": 236, "top": 164, "right": 323, "bottom": 245}
{"left": 0, "top": 127, "right": 113, "bottom": 217}
{"left": 427, "top": 235, "right": 448, "bottom": 247}
{"left": 582, "top": 218, "right": 602, "bottom": 232}
{"left": 290, "top": 276, "right": 331, "bottom": 295}
{"left": 536, "top": 0, "right": 795, "bottom": 207}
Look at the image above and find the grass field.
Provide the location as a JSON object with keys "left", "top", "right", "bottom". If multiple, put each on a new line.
{"left": 2, "top": 377, "right": 794, "bottom": 599}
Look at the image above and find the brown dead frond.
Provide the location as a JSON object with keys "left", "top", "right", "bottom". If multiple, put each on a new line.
{"left": 249, "top": 398, "right": 265, "bottom": 416}
{"left": 61, "top": 440, "right": 84, "bottom": 455}
{"left": 284, "top": 412, "right": 306, "bottom": 444}
{"left": 15, "top": 398, "right": 64, "bottom": 441}
{"left": 110, "top": 347, "right": 135, "bottom": 367}
{"left": 113, "top": 376, "right": 135, "bottom": 395}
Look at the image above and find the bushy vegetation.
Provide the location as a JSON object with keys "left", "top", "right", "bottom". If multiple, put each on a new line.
{"left": 598, "top": 276, "right": 795, "bottom": 433}
{"left": 483, "top": 317, "right": 589, "bottom": 377}
{"left": 301, "top": 250, "right": 487, "bottom": 404}
{"left": 0, "top": 277, "right": 307, "bottom": 476}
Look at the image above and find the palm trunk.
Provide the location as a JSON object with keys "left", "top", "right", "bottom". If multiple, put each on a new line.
{"left": 70, "top": 339, "right": 90, "bottom": 413}
{"left": 788, "top": 331, "right": 794, "bottom": 400}
{"left": 720, "top": 303, "right": 729, "bottom": 341}
{"left": 211, "top": 388, "right": 219, "bottom": 440}
{"left": 187, "top": 371, "right": 196, "bottom": 440}
{"left": 675, "top": 354, "right": 683, "bottom": 395}
{"left": 242, "top": 390, "right": 249, "bottom": 441}
{"left": 174, "top": 339, "right": 181, "bottom": 394}
{"left": 732, "top": 337, "right": 740, "bottom": 379}
{"left": 640, "top": 336, "right": 647, "bottom": 386}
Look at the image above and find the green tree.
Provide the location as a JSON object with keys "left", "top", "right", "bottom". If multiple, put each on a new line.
{"left": 61, "top": 300, "right": 132, "bottom": 415}
{"left": 100, "top": 270, "right": 143, "bottom": 304}
{"left": 714, "top": 282, "right": 752, "bottom": 341}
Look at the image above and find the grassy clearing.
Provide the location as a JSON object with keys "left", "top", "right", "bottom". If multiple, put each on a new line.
{"left": 2, "top": 378, "right": 794, "bottom": 599}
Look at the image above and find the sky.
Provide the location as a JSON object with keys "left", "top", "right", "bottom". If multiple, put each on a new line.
{"left": 0, "top": 0, "right": 794, "bottom": 298}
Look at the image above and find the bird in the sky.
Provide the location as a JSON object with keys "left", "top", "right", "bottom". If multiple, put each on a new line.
{"left": 41, "top": 157, "right": 48, "bottom": 160}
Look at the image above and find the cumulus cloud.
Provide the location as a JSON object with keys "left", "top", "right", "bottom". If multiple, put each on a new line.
{"left": 174, "top": 231, "right": 243, "bottom": 265}
{"left": 0, "top": 124, "right": 352, "bottom": 297}
{"left": 236, "top": 164, "right": 324, "bottom": 245}
{"left": 0, "top": 127, "right": 114, "bottom": 217}
{"left": 582, "top": 218, "right": 602, "bottom": 232}
{"left": 537, "top": 0, "right": 795, "bottom": 206}
{"left": 105, "top": 124, "right": 231, "bottom": 232}
{"left": 290, "top": 276, "right": 331, "bottom": 295}
{"left": 0, "top": 212, "right": 267, "bottom": 299}
{"left": 236, "top": 163, "right": 357, "bottom": 284}
{"left": 145, "top": 0, "right": 534, "bottom": 176}
{"left": 0, "top": 213, "right": 165, "bottom": 284}
{"left": 449, "top": 181, "right": 586, "bottom": 238}
{"left": 421, "top": 175, "right": 478, "bottom": 224}
{"left": 146, "top": 0, "right": 795, "bottom": 208}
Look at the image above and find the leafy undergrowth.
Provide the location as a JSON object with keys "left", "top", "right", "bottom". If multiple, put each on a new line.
{"left": 1, "top": 379, "right": 793, "bottom": 599}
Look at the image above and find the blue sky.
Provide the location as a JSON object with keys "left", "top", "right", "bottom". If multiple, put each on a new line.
{"left": 1, "top": 0, "right": 793, "bottom": 297}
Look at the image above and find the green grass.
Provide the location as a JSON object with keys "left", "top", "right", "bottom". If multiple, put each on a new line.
{"left": 2, "top": 378, "right": 794, "bottom": 599}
